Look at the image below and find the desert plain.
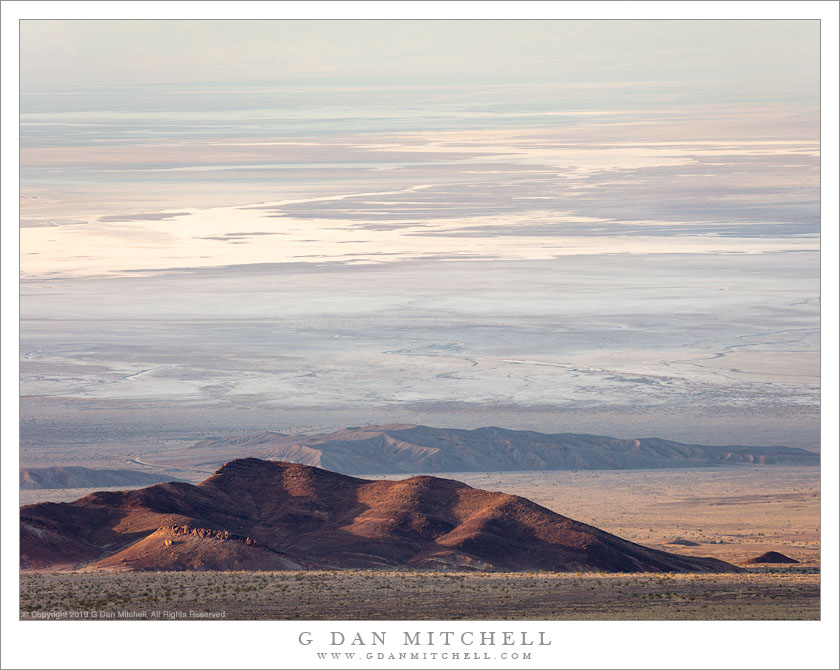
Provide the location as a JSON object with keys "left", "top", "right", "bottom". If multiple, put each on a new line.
{"left": 20, "top": 463, "right": 820, "bottom": 620}
{"left": 20, "top": 569, "right": 818, "bottom": 621}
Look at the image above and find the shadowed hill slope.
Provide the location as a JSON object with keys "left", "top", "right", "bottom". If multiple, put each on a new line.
{"left": 744, "top": 551, "right": 799, "bottom": 564}
{"left": 21, "top": 458, "right": 737, "bottom": 573}
{"left": 147, "top": 424, "right": 819, "bottom": 474}
{"left": 20, "top": 466, "right": 184, "bottom": 490}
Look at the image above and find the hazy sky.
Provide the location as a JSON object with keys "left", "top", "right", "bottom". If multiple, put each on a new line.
{"left": 21, "top": 20, "right": 819, "bottom": 90}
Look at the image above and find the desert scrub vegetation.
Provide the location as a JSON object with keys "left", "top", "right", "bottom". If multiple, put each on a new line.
{"left": 19, "top": 569, "right": 819, "bottom": 621}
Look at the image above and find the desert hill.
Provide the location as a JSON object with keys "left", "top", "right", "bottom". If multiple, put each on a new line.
{"left": 744, "top": 551, "right": 799, "bottom": 565}
{"left": 146, "top": 424, "right": 819, "bottom": 475}
{"left": 21, "top": 458, "right": 736, "bottom": 573}
{"left": 20, "top": 466, "right": 183, "bottom": 490}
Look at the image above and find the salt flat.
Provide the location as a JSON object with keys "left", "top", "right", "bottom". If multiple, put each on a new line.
{"left": 21, "top": 252, "right": 819, "bottom": 460}
{"left": 20, "top": 82, "right": 820, "bottom": 462}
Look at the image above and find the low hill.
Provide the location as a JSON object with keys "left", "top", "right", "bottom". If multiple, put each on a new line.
{"left": 744, "top": 551, "right": 799, "bottom": 564}
{"left": 21, "top": 458, "right": 737, "bottom": 573}
{"left": 146, "top": 424, "right": 819, "bottom": 474}
{"left": 20, "top": 466, "right": 184, "bottom": 490}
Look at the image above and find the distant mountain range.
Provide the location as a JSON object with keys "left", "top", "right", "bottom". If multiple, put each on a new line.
{"left": 20, "top": 466, "right": 183, "bottom": 490}
{"left": 20, "top": 458, "right": 736, "bottom": 573}
{"left": 146, "top": 424, "right": 819, "bottom": 475}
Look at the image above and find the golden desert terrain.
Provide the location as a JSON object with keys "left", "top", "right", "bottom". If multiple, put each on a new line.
{"left": 20, "top": 465, "right": 819, "bottom": 620}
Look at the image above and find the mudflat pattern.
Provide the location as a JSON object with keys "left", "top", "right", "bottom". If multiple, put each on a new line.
{"left": 21, "top": 86, "right": 820, "bottom": 459}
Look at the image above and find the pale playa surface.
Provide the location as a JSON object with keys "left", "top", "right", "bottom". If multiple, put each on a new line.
{"left": 21, "top": 204, "right": 817, "bottom": 278}
{"left": 20, "top": 253, "right": 819, "bottom": 457}
{"left": 21, "top": 125, "right": 819, "bottom": 278}
{"left": 20, "top": 84, "right": 820, "bottom": 457}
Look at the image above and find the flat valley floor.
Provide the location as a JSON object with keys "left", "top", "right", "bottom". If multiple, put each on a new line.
{"left": 20, "top": 570, "right": 819, "bottom": 620}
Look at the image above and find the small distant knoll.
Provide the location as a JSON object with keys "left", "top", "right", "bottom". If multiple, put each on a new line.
{"left": 744, "top": 551, "right": 799, "bottom": 564}
{"left": 20, "top": 466, "right": 183, "bottom": 490}
{"left": 146, "top": 424, "right": 820, "bottom": 475}
{"left": 21, "top": 458, "right": 737, "bottom": 573}
{"left": 663, "top": 539, "right": 701, "bottom": 547}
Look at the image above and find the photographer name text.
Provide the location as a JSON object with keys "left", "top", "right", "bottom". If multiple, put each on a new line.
{"left": 298, "top": 630, "right": 551, "bottom": 647}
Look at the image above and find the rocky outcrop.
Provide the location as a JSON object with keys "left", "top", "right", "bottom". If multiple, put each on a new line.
{"left": 21, "top": 458, "right": 740, "bottom": 574}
